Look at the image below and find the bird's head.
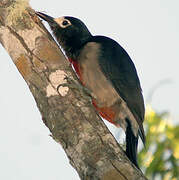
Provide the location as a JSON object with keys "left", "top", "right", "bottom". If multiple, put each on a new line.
{"left": 36, "top": 12, "right": 92, "bottom": 58}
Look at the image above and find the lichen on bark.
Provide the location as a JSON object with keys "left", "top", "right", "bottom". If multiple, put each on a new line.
{"left": 0, "top": 0, "right": 148, "bottom": 179}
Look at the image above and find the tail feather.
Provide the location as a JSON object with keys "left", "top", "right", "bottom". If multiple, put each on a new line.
{"left": 138, "top": 127, "right": 146, "bottom": 146}
{"left": 125, "top": 118, "right": 140, "bottom": 169}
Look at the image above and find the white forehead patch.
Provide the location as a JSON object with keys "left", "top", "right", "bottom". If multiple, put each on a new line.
{"left": 54, "top": 17, "right": 65, "bottom": 25}
{"left": 54, "top": 17, "right": 71, "bottom": 28}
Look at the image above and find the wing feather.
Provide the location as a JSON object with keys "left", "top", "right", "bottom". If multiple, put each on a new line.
{"left": 91, "top": 36, "right": 145, "bottom": 143}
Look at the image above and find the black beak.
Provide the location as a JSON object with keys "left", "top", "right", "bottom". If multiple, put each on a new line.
{"left": 35, "top": 12, "right": 54, "bottom": 23}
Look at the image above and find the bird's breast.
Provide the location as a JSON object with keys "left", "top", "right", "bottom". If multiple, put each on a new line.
{"left": 69, "top": 57, "right": 118, "bottom": 124}
{"left": 68, "top": 42, "right": 121, "bottom": 124}
{"left": 68, "top": 58, "right": 83, "bottom": 83}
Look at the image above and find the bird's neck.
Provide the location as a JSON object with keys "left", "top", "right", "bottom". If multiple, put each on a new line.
{"left": 58, "top": 35, "right": 93, "bottom": 60}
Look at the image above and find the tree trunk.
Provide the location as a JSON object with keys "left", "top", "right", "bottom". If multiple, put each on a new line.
{"left": 0, "top": 0, "right": 147, "bottom": 179}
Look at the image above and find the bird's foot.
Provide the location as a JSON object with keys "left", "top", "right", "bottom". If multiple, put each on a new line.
{"left": 57, "top": 76, "right": 95, "bottom": 101}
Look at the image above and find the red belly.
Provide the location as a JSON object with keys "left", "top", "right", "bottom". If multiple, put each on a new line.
{"left": 92, "top": 99, "right": 117, "bottom": 125}
{"left": 69, "top": 58, "right": 117, "bottom": 126}
{"left": 69, "top": 58, "right": 83, "bottom": 82}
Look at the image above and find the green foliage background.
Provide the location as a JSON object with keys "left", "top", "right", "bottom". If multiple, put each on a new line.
{"left": 138, "top": 106, "right": 179, "bottom": 180}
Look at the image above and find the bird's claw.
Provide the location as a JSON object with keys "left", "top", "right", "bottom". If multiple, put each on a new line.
{"left": 57, "top": 76, "right": 96, "bottom": 100}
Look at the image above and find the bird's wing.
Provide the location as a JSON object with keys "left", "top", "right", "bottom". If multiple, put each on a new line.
{"left": 93, "top": 36, "right": 145, "bottom": 143}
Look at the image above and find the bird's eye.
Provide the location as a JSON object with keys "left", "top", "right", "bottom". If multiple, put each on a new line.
{"left": 62, "top": 20, "right": 69, "bottom": 26}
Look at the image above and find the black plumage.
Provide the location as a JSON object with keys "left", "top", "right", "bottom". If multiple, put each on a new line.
{"left": 36, "top": 12, "right": 145, "bottom": 169}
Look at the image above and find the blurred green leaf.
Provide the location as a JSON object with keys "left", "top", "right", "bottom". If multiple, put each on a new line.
{"left": 139, "top": 105, "right": 179, "bottom": 180}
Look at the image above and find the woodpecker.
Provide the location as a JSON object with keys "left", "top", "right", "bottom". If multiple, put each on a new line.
{"left": 36, "top": 12, "right": 145, "bottom": 169}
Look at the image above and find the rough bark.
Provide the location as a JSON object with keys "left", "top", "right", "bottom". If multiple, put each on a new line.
{"left": 0, "top": 0, "right": 147, "bottom": 179}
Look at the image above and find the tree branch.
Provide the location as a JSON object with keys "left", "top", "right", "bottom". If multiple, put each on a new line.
{"left": 0, "top": 0, "right": 147, "bottom": 179}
